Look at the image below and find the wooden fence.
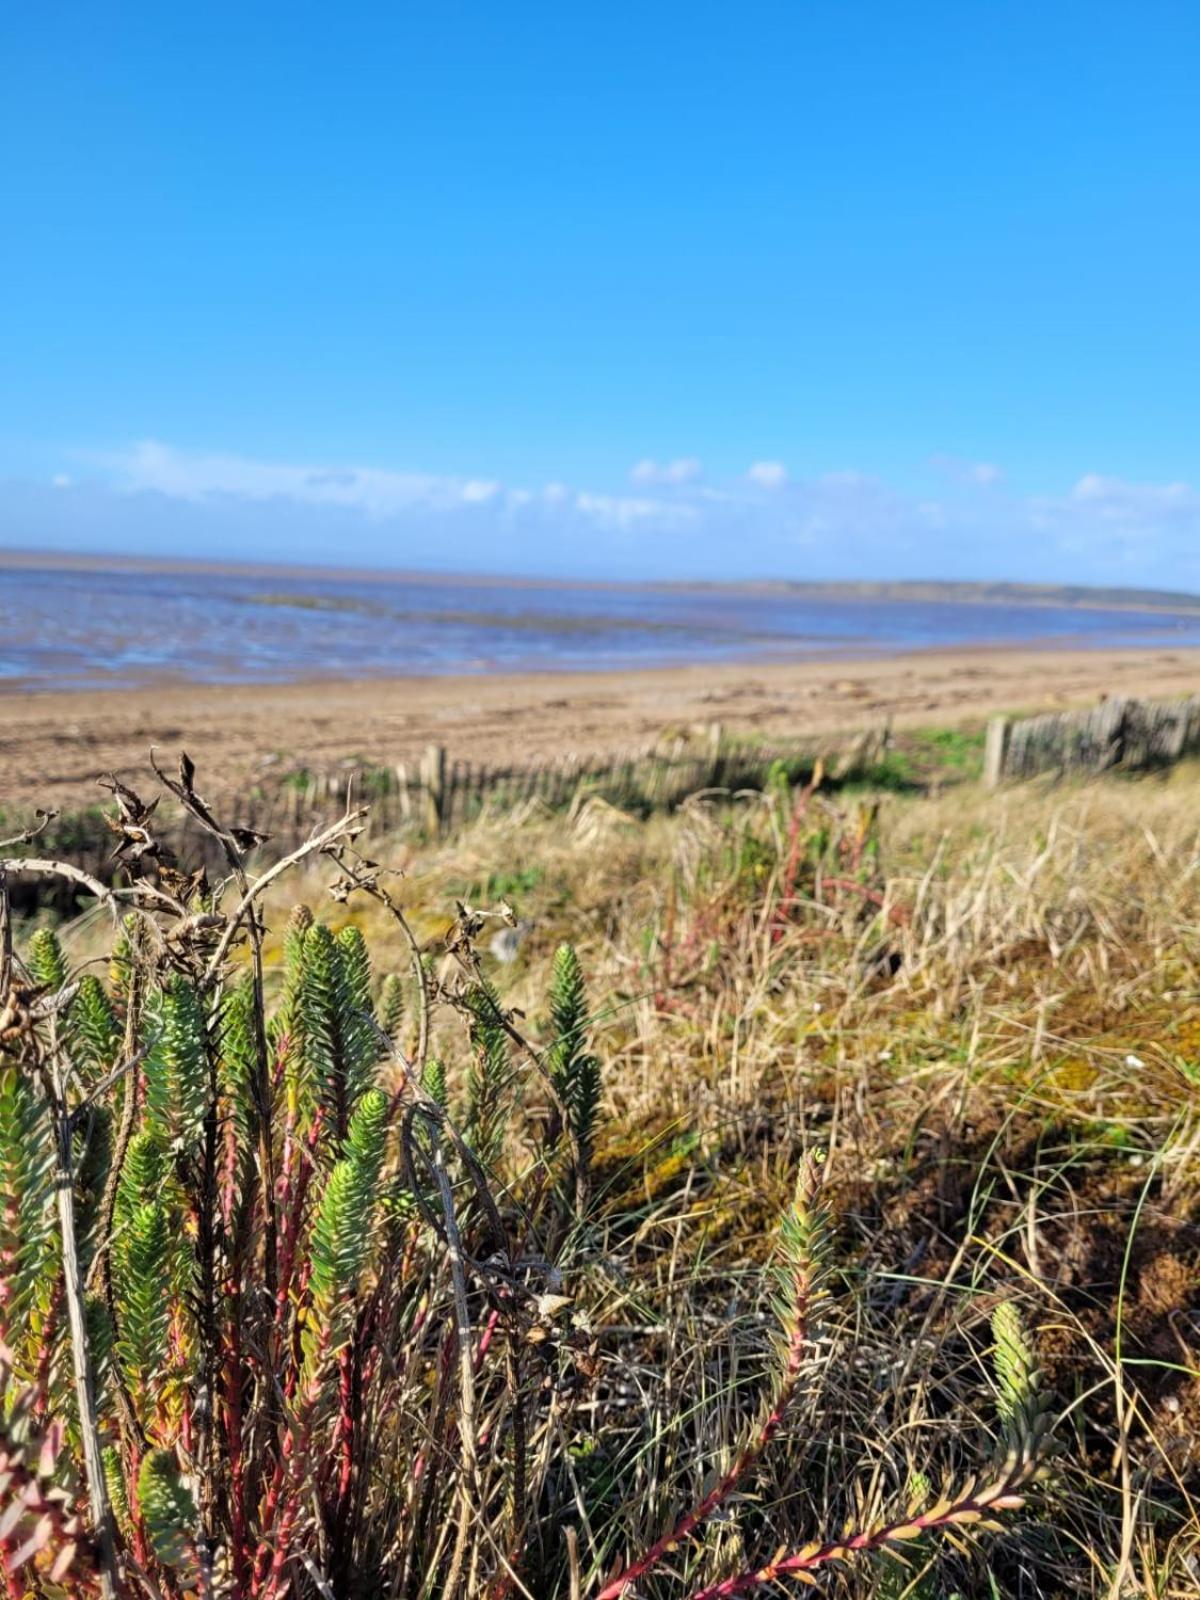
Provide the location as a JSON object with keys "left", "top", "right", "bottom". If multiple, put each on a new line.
{"left": 9, "top": 722, "right": 893, "bottom": 908}
{"left": 984, "top": 696, "right": 1200, "bottom": 785}
{"left": 226, "top": 722, "right": 893, "bottom": 842}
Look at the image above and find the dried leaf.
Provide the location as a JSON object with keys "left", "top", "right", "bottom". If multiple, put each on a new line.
{"left": 50, "top": 1541, "right": 78, "bottom": 1582}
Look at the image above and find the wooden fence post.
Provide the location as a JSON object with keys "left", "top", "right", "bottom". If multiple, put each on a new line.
{"left": 983, "top": 715, "right": 1010, "bottom": 787}
{"left": 707, "top": 721, "right": 725, "bottom": 787}
{"left": 419, "top": 743, "right": 447, "bottom": 834}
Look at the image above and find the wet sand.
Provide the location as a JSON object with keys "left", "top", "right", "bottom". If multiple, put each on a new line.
{"left": 3, "top": 644, "right": 1200, "bottom": 814}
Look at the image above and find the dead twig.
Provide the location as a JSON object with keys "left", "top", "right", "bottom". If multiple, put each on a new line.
{"left": 201, "top": 806, "right": 368, "bottom": 983}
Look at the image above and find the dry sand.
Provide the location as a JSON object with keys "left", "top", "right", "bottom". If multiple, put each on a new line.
{"left": 4, "top": 645, "right": 1200, "bottom": 814}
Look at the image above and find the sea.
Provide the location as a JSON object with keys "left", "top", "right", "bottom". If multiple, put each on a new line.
{"left": 4, "top": 561, "right": 1200, "bottom": 692}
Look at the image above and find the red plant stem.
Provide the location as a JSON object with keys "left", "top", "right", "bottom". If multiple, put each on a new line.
{"left": 273, "top": 1111, "right": 322, "bottom": 1331}
{"left": 125, "top": 1439, "right": 151, "bottom": 1572}
{"left": 271, "top": 1034, "right": 291, "bottom": 1094}
{"left": 329, "top": 1290, "right": 386, "bottom": 1564}
{"left": 257, "top": 1426, "right": 311, "bottom": 1600}
{"left": 596, "top": 1252, "right": 817, "bottom": 1600}
{"left": 257, "top": 1399, "right": 308, "bottom": 1556}
{"left": 271, "top": 1100, "right": 301, "bottom": 1313}
{"left": 259, "top": 1482, "right": 304, "bottom": 1600}
{"left": 0, "top": 1555, "right": 20, "bottom": 1600}
{"left": 768, "top": 768, "right": 828, "bottom": 943}
{"left": 251, "top": 1390, "right": 306, "bottom": 1590}
{"left": 221, "top": 1298, "right": 248, "bottom": 1595}
{"left": 219, "top": 1114, "right": 240, "bottom": 1236}
{"left": 212, "top": 1107, "right": 251, "bottom": 1595}
{"left": 685, "top": 1480, "right": 1029, "bottom": 1598}
{"left": 168, "top": 1309, "right": 192, "bottom": 1457}
{"left": 284, "top": 1260, "right": 314, "bottom": 1401}
{"left": 474, "top": 1308, "right": 501, "bottom": 1371}
{"left": 333, "top": 1344, "right": 355, "bottom": 1512}
{"left": 251, "top": 1326, "right": 330, "bottom": 1600}
{"left": 252, "top": 1456, "right": 288, "bottom": 1592}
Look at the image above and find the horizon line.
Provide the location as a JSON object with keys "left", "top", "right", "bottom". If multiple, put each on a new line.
{"left": 3, "top": 544, "right": 1200, "bottom": 613}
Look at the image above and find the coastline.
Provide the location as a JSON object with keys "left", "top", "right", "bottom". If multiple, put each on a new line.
{"left": 3, "top": 546, "right": 1200, "bottom": 616}
{"left": 4, "top": 641, "right": 1200, "bottom": 814}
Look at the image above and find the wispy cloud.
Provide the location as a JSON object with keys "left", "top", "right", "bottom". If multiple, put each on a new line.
{"left": 87, "top": 439, "right": 696, "bottom": 544}
{"left": 575, "top": 491, "right": 696, "bottom": 531}
{"left": 461, "top": 479, "right": 502, "bottom": 503}
{"left": 1027, "top": 473, "right": 1200, "bottom": 567}
{"left": 630, "top": 457, "right": 702, "bottom": 486}
{"left": 1069, "top": 473, "right": 1199, "bottom": 521}
{"left": 96, "top": 439, "right": 496, "bottom": 518}
{"left": 746, "top": 460, "right": 788, "bottom": 489}
{"left": 17, "top": 441, "right": 1200, "bottom": 586}
{"left": 1031, "top": 473, "right": 1200, "bottom": 531}
{"left": 930, "top": 453, "right": 1003, "bottom": 486}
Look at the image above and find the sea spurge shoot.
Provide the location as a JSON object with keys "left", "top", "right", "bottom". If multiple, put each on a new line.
{"left": 26, "top": 927, "right": 69, "bottom": 996}
{"left": 113, "top": 1203, "right": 172, "bottom": 1408}
{"left": 599, "top": 1162, "right": 1053, "bottom": 1600}
{"left": 136, "top": 1448, "right": 198, "bottom": 1570}
{"left": 681, "top": 1302, "right": 1054, "bottom": 1599}
{"left": 69, "top": 975, "right": 122, "bottom": 1080}
{"left": 308, "top": 1088, "right": 390, "bottom": 1327}
{"left": 0, "top": 1067, "right": 54, "bottom": 1360}
{"left": 548, "top": 942, "right": 603, "bottom": 1184}
{"left": 597, "top": 1151, "right": 830, "bottom": 1598}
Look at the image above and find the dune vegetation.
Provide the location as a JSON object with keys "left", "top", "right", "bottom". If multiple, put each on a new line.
{"left": 2, "top": 749, "right": 1198, "bottom": 1598}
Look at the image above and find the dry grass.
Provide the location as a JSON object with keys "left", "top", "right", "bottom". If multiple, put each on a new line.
{"left": 286, "top": 766, "right": 1200, "bottom": 1597}
{"left": 12, "top": 759, "right": 1200, "bottom": 1597}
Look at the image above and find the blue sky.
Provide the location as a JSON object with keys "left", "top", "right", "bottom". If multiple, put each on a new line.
{"left": 3, "top": 1, "right": 1199, "bottom": 583}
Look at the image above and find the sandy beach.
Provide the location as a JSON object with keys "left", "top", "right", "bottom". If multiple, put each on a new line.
{"left": 3, "top": 642, "right": 1200, "bottom": 815}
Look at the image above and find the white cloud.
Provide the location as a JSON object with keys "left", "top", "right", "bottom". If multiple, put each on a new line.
{"left": 930, "top": 453, "right": 1003, "bottom": 486}
{"left": 630, "top": 457, "right": 702, "bottom": 486}
{"left": 40, "top": 438, "right": 1200, "bottom": 587}
{"left": 87, "top": 440, "right": 699, "bottom": 542}
{"left": 461, "top": 479, "right": 501, "bottom": 503}
{"left": 1069, "top": 473, "right": 1199, "bottom": 521}
{"left": 1024, "top": 473, "right": 1200, "bottom": 573}
{"left": 818, "top": 470, "right": 872, "bottom": 489}
{"left": 574, "top": 491, "right": 695, "bottom": 531}
{"left": 95, "top": 439, "right": 469, "bottom": 518}
{"left": 1030, "top": 474, "right": 1200, "bottom": 535}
